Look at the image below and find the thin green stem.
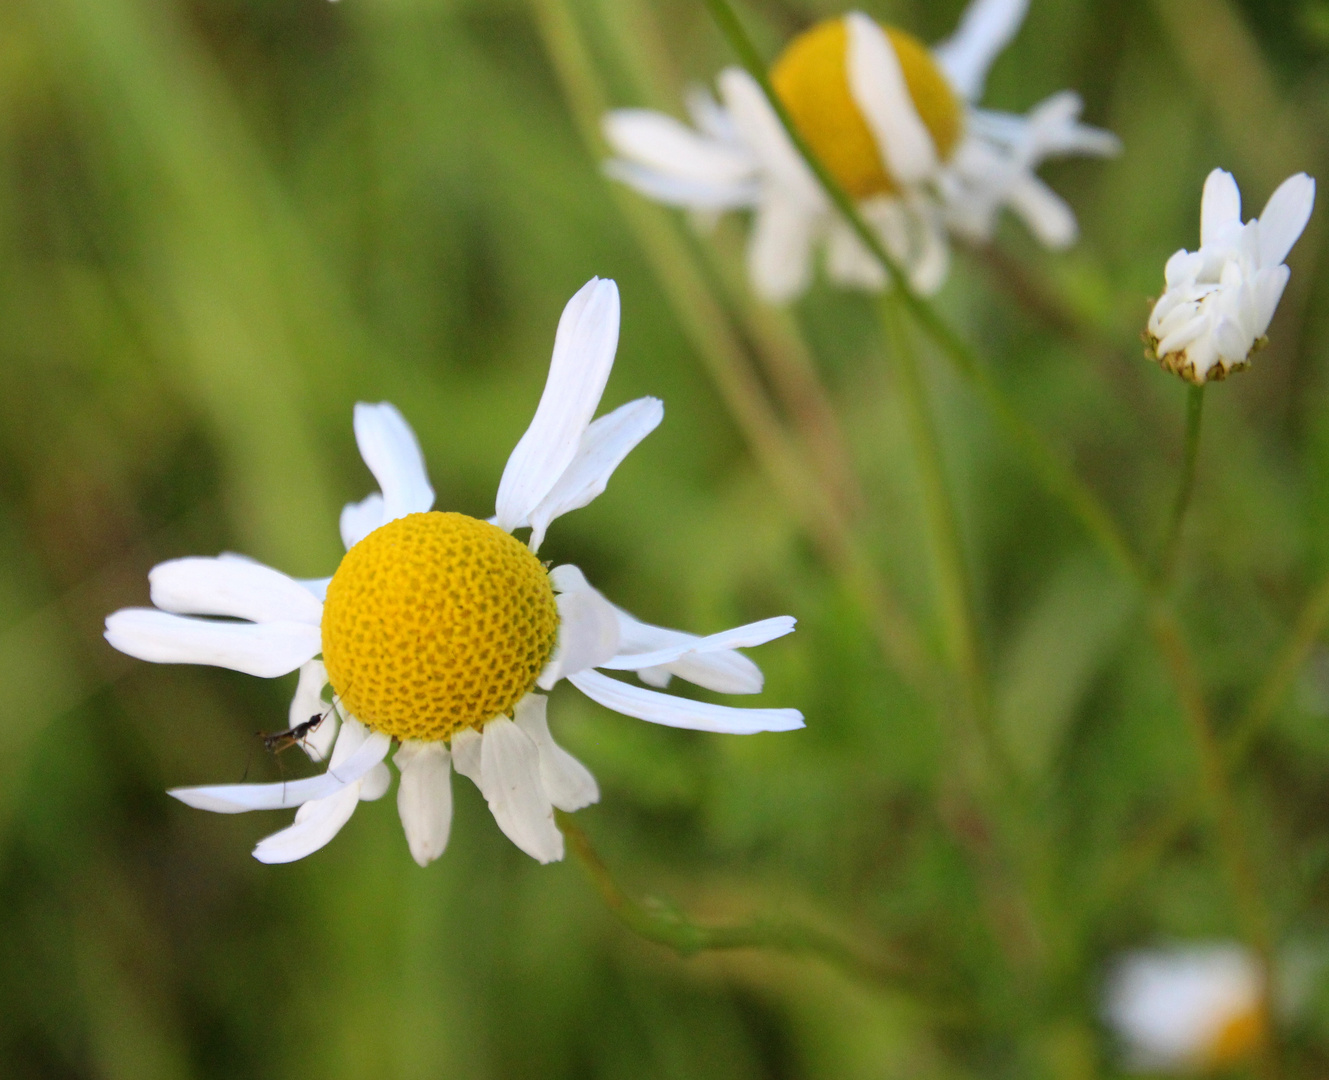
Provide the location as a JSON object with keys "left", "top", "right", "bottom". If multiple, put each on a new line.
{"left": 558, "top": 812, "right": 915, "bottom": 987}
{"left": 1158, "top": 384, "right": 1205, "bottom": 584}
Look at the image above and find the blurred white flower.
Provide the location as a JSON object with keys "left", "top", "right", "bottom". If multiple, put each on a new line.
{"left": 1104, "top": 944, "right": 1267, "bottom": 1073}
{"left": 1148, "top": 168, "right": 1315, "bottom": 384}
{"left": 105, "top": 278, "right": 802, "bottom": 868}
{"left": 603, "top": 0, "right": 1119, "bottom": 303}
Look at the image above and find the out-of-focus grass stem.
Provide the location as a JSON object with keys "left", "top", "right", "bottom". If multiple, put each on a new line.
{"left": 529, "top": 0, "right": 932, "bottom": 693}
{"left": 1158, "top": 385, "right": 1205, "bottom": 585}
{"left": 1229, "top": 568, "right": 1329, "bottom": 763}
{"left": 880, "top": 297, "right": 989, "bottom": 738}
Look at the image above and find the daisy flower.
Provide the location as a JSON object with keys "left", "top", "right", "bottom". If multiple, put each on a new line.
{"left": 602, "top": 0, "right": 1119, "bottom": 303}
{"left": 1104, "top": 944, "right": 1267, "bottom": 1073}
{"left": 1147, "top": 168, "right": 1315, "bottom": 384}
{"left": 105, "top": 278, "right": 803, "bottom": 867}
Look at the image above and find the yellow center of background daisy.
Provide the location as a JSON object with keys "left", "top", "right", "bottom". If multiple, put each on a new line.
{"left": 770, "top": 17, "right": 962, "bottom": 200}
{"left": 1203, "top": 1004, "right": 1267, "bottom": 1070}
{"left": 321, "top": 511, "right": 559, "bottom": 742}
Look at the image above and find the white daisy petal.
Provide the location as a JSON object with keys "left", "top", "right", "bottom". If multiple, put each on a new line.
{"left": 748, "top": 192, "right": 819, "bottom": 304}
{"left": 525, "top": 397, "right": 664, "bottom": 551}
{"left": 105, "top": 609, "right": 321, "bottom": 678}
{"left": 353, "top": 402, "right": 436, "bottom": 523}
{"left": 395, "top": 741, "right": 454, "bottom": 867}
{"left": 1200, "top": 169, "right": 1242, "bottom": 248}
{"left": 167, "top": 727, "right": 392, "bottom": 813}
{"left": 513, "top": 694, "right": 600, "bottom": 812}
{"left": 1257, "top": 172, "right": 1315, "bottom": 268}
{"left": 602, "top": 109, "right": 756, "bottom": 188}
{"left": 603, "top": 159, "right": 759, "bottom": 211}
{"left": 340, "top": 493, "right": 387, "bottom": 550}
{"left": 931, "top": 0, "right": 1029, "bottom": 101}
{"left": 478, "top": 717, "right": 564, "bottom": 863}
{"left": 450, "top": 727, "right": 483, "bottom": 785}
{"left": 653, "top": 652, "right": 766, "bottom": 695}
{"left": 612, "top": 603, "right": 767, "bottom": 694}
{"left": 539, "top": 582, "right": 622, "bottom": 689}
{"left": 1006, "top": 175, "right": 1078, "bottom": 248}
{"left": 357, "top": 762, "right": 391, "bottom": 802}
{"left": 495, "top": 278, "right": 621, "bottom": 533}
{"left": 148, "top": 557, "right": 323, "bottom": 625}
{"left": 252, "top": 784, "right": 361, "bottom": 864}
{"left": 568, "top": 669, "right": 805, "bottom": 734}
{"left": 846, "top": 13, "right": 938, "bottom": 185}
{"left": 288, "top": 659, "right": 337, "bottom": 761}
{"left": 600, "top": 615, "right": 795, "bottom": 672}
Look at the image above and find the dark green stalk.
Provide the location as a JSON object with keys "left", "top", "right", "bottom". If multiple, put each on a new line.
{"left": 1158, "top": 384, "right": 1205, "bottom": 584}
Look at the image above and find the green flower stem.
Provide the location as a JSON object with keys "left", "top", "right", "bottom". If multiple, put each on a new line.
{"left": 1158, "top": 384, "right": 1205, "bottom": 584}
{"left": 558, "top": 812, "right": 916, "bottom": 987}
{"left": 528, "top": 0, "right": 934, "bottom": 696}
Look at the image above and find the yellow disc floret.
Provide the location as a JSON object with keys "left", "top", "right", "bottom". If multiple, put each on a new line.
{"left": 770, "top": 17, "right": 962, "bottom": 200}
{"left": 321, "top": 511, "right": 559, "bottom": 742}
{"left": 1203, "top": 1005, "right": 1267, "bottom": 1070}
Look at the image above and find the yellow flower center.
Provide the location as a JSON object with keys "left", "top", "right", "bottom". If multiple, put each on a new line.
{"left": 1202, "top": 1004, "right": 1267, "bottom": 1070}
{"left": 770, "top": 17, "right": 962, "bottom": 200}
{"left": 321, "top": 511, "right": 559, "bottom": 742}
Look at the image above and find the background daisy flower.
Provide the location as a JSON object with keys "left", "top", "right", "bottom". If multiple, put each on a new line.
{"left": 603, "top": 0, "right": 1119, "bottom": 302}
{"left": 104, "top": 278, "right": 802, "bottom": 867}
{"left": 1104, "top": 944, "right": 1269, "bottom": 1074}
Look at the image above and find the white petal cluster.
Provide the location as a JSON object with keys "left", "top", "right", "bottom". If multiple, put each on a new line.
{"left": 1148, "top": 169, "right": 1315, "bottom": 384}
{"left": 105, "top": 278, "right": 802, "bottom": 867}
{"left": 602, "top": 0, "right": 1118, "bottom": 303}
{"left": 1104, "top": 944, "right": 1265, "bottom": 1073}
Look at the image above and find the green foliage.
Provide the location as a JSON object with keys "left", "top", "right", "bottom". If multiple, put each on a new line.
{"left": 1, "top": 0, "right": 1328, "bottom": 1077}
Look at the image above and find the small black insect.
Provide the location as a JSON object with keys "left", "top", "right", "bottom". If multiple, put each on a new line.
{"left": 260, "top": 710, "right": 330, "bottom": 758}
{"left": 243, "top": 700, "right": 339, "bottom": 783}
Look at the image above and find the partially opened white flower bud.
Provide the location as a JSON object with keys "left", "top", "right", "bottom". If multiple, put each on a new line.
{"left": 1148, "top": 168, "right": 1315, "bottom": 384}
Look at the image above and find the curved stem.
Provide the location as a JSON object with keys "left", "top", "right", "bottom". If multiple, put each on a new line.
{"left": 1158, "top": 385, "right": 1206, "bottom": 584}
{"left": 558, "top": 812, "right": 915, "bottom": 987}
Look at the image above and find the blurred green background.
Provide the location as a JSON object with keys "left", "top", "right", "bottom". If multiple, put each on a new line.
{"left": 3, "top": 0, "right": 1329, "bottom": 1076}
